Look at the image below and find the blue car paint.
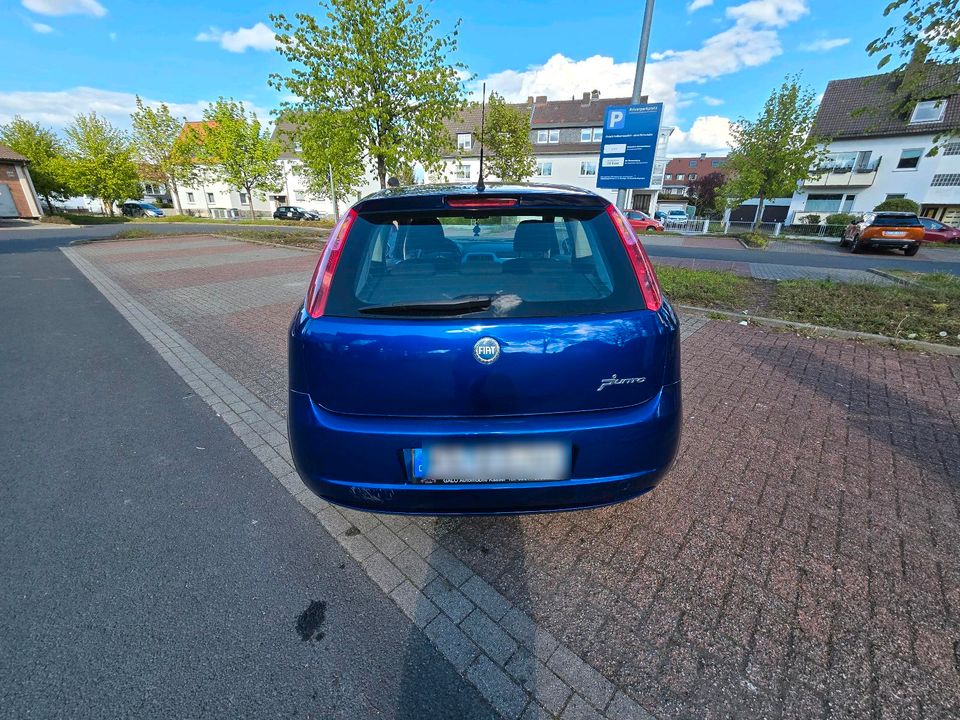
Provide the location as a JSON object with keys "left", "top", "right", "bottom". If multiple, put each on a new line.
{"left": 287, "top": 184, "right": 682, "bottom": 515}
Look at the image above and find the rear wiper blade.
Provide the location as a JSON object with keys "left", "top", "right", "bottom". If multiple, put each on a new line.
{"left": 359, "top": 295, "right": 493, "bottom": 316}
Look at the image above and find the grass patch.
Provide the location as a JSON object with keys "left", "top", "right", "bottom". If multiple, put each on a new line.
{"left": 41, "top": 213, "right": 127, "bottom": 225}
{"left": 112, "top": 229, "right": 157, "bottom": 239}
{"left": 731, "top": 231, "right": 770, "bottom": 248}
{"left": 655, "top": 265, "right": 751, "bottom": 308}
{"left": 40, "top": 212, "right": 334, "bottom": 230}
{"left": 770, "top": 275, "right": 960, "bottom": 346}
{"left": 220, "top": 229, "right": 326, "bottom": 250}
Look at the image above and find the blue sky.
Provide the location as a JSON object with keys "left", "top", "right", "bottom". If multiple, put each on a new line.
{"left": 2, "top": 0, "right": 897, "bottom": 154}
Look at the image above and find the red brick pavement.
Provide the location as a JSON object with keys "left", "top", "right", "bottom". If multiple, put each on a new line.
{"left": 75, "top": 236, "right": 960, "bottom": 719}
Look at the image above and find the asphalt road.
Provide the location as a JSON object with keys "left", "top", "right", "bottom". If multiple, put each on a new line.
{"left": 2, "top": 221, "right": 958, "bottom": 275}
{"left": 0, "top": 236, "right": 497, "bottom": 718}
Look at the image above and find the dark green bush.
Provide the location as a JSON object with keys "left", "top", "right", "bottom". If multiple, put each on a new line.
{"left": 825, "top": 213, "right": 857, "bottom": 226}
{"left": 801, "top": 214, "right": 821, "bottom": 225}
{"left": 873, "top": 198, "right": 920, "bottom": 213}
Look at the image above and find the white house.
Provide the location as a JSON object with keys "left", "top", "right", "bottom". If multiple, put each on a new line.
{"left": 788, "top": 67, "right": 960, "bottom": 226}
{"left": 428, "top": 92, "right": 673, "bottom": 212}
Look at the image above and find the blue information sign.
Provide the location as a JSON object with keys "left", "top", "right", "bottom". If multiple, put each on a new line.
{"left": 596, "top": 103, "right": 663, "bottom": 189}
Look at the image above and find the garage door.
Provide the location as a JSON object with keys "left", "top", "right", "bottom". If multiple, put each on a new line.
{"left": 0, "top": 185, "right": 17, "bottom": 217}
{"left": 942, "top": 207, "right": 960, "bottom": 227}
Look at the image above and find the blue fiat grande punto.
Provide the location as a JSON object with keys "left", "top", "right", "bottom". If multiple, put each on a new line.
{"left": 287, "top": 184, "right": 681, "bottom": 514}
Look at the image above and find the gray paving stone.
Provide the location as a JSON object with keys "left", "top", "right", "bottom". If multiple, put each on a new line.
{"left": 548, "top": 646, "right": 615, "bottom": 710}
{"left": 389, "top": 580, "right": 440, "bottom": 629}
{"left": 424, "top": 615, "right": 480, "bottom": 673}
{"left": 425, "top": 546, "right": 474, "bottom": 586}
{"left": 505, "top": 649, "right": 573, "bottom": 716}
{"left": 561, "top": 694, "right": 605, "bottom": 720}
{"left": 501, "top": 607, "right": 560, "bottom": 661}
{"left": 359, "top": 551, "right": 404, "bottom": 594}
{"left": 461, "top": 608, "right": 519, "bottom": 666}
{"left": 392, "top": 547, "right": 439, "bottom": 589}
{"left": 461, "top": 575, "right": 512, "bottom": 621}
{"left": 605, "top": 691, "right": 656, "bottom": 720}
{"left": 424, "top": 577, "right": 475, "bottom": 623}
{"left": 365, "top": 522, "right": 407, "bottom": 559}
{"left": 466, "top": 654, "right": 529, "bottom": 720}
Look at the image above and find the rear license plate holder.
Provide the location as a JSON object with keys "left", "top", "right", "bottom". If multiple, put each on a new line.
{"left": 409, "top": 442, "right": 571, "bottom": 484}
{"left": 882, "top": 230, "right": 906, "bottom": 237}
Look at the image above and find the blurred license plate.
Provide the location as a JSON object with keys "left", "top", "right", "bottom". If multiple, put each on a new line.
{"left": 412, "top": 442, "right": 571, "bottom": 484}
{"left": 882, "top": 230, "right": 906, "bottom": 237}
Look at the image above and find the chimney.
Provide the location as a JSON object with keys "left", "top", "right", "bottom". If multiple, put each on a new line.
{"left": 535, "top": 95, "right": 547, "bottom": 104}
{"left": 700, "top": 152, "right": 706, "bottom": 159}
{"left": 581, "top": 92, "right": 591, "bottom": 106}
{"left": 591, "top": 89, "right": 600, "bottom": 100}
{"left": 526, "top": 96, "right": 534, "bottom": 105}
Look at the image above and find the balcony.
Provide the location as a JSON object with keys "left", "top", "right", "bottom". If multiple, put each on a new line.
{"left": 802, "top": 158, "right": 881, "bottom": 188}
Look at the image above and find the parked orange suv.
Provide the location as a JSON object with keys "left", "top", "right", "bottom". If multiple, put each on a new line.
{"left": 841, "top": 212, "right": 924, "bottom": 256}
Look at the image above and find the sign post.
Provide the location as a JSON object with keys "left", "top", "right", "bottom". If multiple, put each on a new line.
{"left": 596, "top": 103, "right": 663, "bottom": 191}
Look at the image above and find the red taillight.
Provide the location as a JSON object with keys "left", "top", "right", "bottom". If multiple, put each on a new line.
{"left": 445, "top": 196, "right": 519, "bottom": 208}
{"left": 305, "top": 208, "right": 357, "bottom": 318}
{"left": 606, "top": 204, "right": 663, "bottom": 311}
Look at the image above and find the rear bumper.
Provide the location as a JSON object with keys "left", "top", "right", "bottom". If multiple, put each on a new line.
{"left": 288, "top": 383, "right": 682, "bottom": 515}
{"left": 863, "top": 237, "right": 919, "bottom": 249}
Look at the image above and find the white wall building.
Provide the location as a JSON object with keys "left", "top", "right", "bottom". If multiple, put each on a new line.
{"left": 788, "top": 68, "right": 960, "bottom": 226}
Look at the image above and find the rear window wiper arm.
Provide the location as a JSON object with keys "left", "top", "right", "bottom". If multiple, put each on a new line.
{"left": 359, "top": 295, "right": 493, "bottom": 316}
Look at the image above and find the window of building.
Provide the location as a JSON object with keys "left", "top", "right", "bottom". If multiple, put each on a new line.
{"left": 580, "top": 128, "right": 592, "bottom": 143}
{"left": 239, "top": 192, "right": 248, "bottom": 204}
{"left": 910, "top": 100, "right": 946, "bottom": 124}
{"left": 454, "top": 163, "right": 471, "bottom": 180}
{"left": 943, "top": 142, "right": 960, "bottom": 156}
{"left": 207, "top": 192, "right": 216, "bottom": 204}
{"left": 457, "top": 133, "right": 472, "bottom": 151}
{"left": 841, "top": 194, "right": 856, "bottom": 212}
{"left": 535, "top": 161, "right": 553, "bottom": 177}
{"left": 896, "top": 148, "right": 924, "bottom": 170}
{"left": 579, "top": 160, "right": 597, "bottom": 176}
{"left": 676, "top": 173, "right": 685, "bottom": 180}
{"left": 664, "top": 173, "right": 673, "bottom": 180}
{"left": 294, "top": 190, "right": 307, "bottom": 201}
{"left": 548, "top": 129, "right": 560, "bottom": 144}
{"left": 885, "top": 193, "right": 906, "bottom": 200}
{"left": 5, "top": 167, "right": 16, "bottom": 179}
{"left": 536, "top": 130, "right": 548, "bottom": 144}
{"left": 689, "top": 173, "right": 697, "bottom": 180}
{"left": 186, "top": 192, "right": 195, "bottom": 203}
{"left": 592, "top": 128, "right": 602, "bottom": 142}
{"left": 711, "top": 159, "right": 724, "bottom": 168}
{"left": 689, "top": 160, "right": 697, "bottom": 168}
{"left": 931, "top": 173, "right": 960, "bottom": 187}
{"left": 804, "top": 193, "right": 844, "bottom": 213}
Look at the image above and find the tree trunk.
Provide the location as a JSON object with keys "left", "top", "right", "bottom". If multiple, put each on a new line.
{"left": 752, "top": 192, "right": 765, "bottom": 230}
{"left": 246, "top": 184, "right": 256, "bottom": 220}
{"left": 104, "top": 199, "right": 114, "bottom": 217}
{"left": 170, "top": 177, "right": 182, "bottom": 215}
{"left": 43, "top": 194, "right": 56, "bottom": 215}
{"left": 377, "top": 156, "right": 386, "bottom": 189}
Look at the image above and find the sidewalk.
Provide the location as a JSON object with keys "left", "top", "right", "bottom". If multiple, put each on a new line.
{"left": 70, "top": 234, "right": 960, "bottom": 720}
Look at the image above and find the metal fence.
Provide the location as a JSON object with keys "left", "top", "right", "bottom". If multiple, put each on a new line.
{"left": 781, "top": 223, "right": 848, "bottom": 239}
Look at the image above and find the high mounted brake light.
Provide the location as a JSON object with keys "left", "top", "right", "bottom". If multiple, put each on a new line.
{"left": 606, "top": 204, "right": 663, "bottom": 312}
{"left": 444, "top": 197, "right": 519, "bottom": 208}
{"left": 305, "top": 208, "right": 357, "bottom": 318}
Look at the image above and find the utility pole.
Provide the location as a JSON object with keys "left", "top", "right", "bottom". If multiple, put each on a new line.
{"left": 617, "top": 0, "right": 656, "bottom": 211}
{"left": 328, "top": 163, "right": 339, "bottom": 221}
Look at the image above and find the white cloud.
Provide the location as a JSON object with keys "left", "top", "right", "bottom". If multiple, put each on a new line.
{"left": 31, "top": 21, "right": 53, "bottom": 32}
{"left": 669, "top": 115, "right": 733, "bottom": 155}
{"left": 702, "top": 96, "right": 724, "bottom": 106}
{"left": 688, "top": 0, "right": 714, "bottom": 12}
{"left": 0, "top": 86, "right": 269, "bottom": 128}
{"left": 799, "top": 37, "right": 850, "bottom": 52}
{"left": 196, "top": 22, "right": 276, "bottom": 53}
{"left": 22, "top": 0, "right": 106, "bottom": 17}
{"left": 725, "top": 0, "right": 808, "bottom": 28}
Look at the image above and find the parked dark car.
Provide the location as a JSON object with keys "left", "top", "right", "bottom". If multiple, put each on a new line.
{"left": 287, "top": 184, "right": 681, "bottom": 514}
{"left": 840, "top": 212, "right": 924, "bottom": 255}
{"left": 274, "top": 206, "right": 321, "bottom": 221}
{"left": 121, "top": 201, "right": 164, "bottom": 218}
{"left": 919, "top": 216, "right": 960, "bottom": 243}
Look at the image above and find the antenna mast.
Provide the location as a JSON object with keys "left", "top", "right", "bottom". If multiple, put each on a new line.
{"left": 476, "top": 82, "right": 486, "bottom": 192}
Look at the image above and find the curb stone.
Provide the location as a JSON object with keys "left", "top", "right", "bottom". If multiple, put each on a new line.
{"left": 61, "top": 244, "right": 667, "bottom": 720}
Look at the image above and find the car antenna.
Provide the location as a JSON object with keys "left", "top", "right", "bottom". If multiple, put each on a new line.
{"left": 476, "top": 82, "right": 486, "bottom": 193}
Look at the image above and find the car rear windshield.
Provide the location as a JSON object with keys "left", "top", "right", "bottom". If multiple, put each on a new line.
{"left": 323, "top": 208, "right": 645, "bottom": 319}
{"left": 870, "top": 214, "right": 921, "bottom": 227}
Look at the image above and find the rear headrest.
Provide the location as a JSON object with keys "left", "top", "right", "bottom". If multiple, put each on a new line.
{"left": 513, "top": 220, "right": 559, "bottom": 257}
{"left": 404, "top": 218, "right": 450, "bottom": 257}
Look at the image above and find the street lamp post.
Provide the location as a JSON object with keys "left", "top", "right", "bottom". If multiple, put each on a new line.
{"left": 616, "top": 0, "right": 656, "bottom": 211}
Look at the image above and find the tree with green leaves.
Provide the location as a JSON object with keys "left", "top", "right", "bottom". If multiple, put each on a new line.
{"left": 64, "top": 112, "right": 141, "bottom": 216}
{"left": 188, "top": 98, "right": 283, "bottom": 220}
{"left": 0, "top": 117, "right": 74, "bottom": 213}
{"left": 130, "top": 96, "right": 196, "bottom": 214}
{"left": 476, "top": 92, "right": 535, "bottom": 182}
{"left": 720, "top": 76, "right": 827, "bottom": 228}
{"left": 276, "top": 109, "right": 365, "bottom": 203}
{"left": 874, "top": 197, "right": 921, "bottom": 213}
{"left": 270, "top": 0, "right": 467, "bottom": 191}
{"left": 866, "top": 0, "right": 960, "bottom": 150}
